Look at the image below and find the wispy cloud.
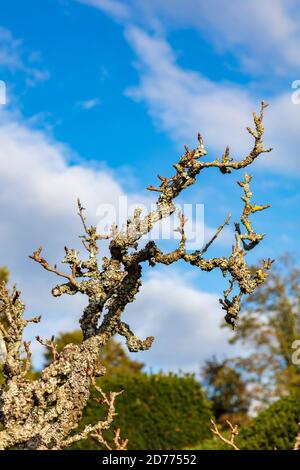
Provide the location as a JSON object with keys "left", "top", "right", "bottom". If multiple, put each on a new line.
{"left": 143, "top": 0, "right": 300, "bottom": 76}
{"left": 76, "top": 97, "right": 102, "bottom": 109}
{"left": 0, "top": 26, "right": 49, "bottom": 85}
{"left": 125, "top": 27, "right": 300, "bottom": 176}
{"left": 77, "top": 0, "right": 300, "bottom": 76}
{"left": 76, "top": 1, "right": 300, "bottom": 177}
{"left": 0, "top": 27, "right": 23, "bottom": 69}
{"left": 125, "top": 26, "right": 254, "bottom": 153}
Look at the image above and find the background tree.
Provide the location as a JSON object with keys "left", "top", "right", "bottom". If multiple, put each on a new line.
{"left": 229, "top": 254, "right": 300, "bottom": 406}
{"left": 237, "top": 388, "right": 300, "bottom": 450}
{"left": 0, "top": 267, "right": 9, "bottom": 284}
{"left": 43, "top": 330, "right": 144, "bottom": 375}
{"left": 205, "top": 388, "right": 300, "bottom": 450}
{"left": 72, "top": 373, "right": 212, "bottom": 450}
{"left": 201, "top": 356, "right": 250, "bottom": 425}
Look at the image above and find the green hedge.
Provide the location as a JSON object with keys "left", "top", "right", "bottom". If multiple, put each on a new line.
{"left": 70, "top": 373, "right": 212, "bottom": 450}
{"left": 238, "top": 389, "right": 300, "bottom": 450}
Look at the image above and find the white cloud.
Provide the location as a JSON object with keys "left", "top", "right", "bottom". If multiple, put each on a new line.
{"left": 123, "top": 269, "right": 237, "bottom": 372}
{"left": 76, "top": 1, "right": 300, "bottom": 176}
{"left": 142, "top": 0, "right": 300, "bottom": 75}
{"left": 195, "top": 0, "right": 300, "bottom": 75}
{"left": 77, "top": 97, "right": 101, "bottom": 109}
{"left": 125, "top": 27, "right": 254, "bottom": 153}
{"left": 78, "top": 0, "right": 300, "bottom": 75}
{"left": 77, "top": 0, "right": 300, "bottom": 75}
{"left": 125, "top": 27, "right": 300, "bottom": 176}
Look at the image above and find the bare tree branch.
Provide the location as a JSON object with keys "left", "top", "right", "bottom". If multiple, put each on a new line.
{"left": 210, "top": 419, "right": 240, "bottom": 450}
{"left": 60, "top": 378, "right": 126, "bottom": 450}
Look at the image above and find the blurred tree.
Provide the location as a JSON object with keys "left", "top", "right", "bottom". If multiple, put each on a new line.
{"left": 71, "top": 373, "right": 212, "bottom": 450}
{"left": 201, "top": 356, "right": 250, "bottom": 425}
{"left": 237, "top": 388, "right": 300, "bottom": 450}
{"left": 229, "top": 255, "right": 300, "bottom": 406}
{"left": 43, "top": 330, "right": 144, "bottom": 375}
{"left": 0, "top": 266, "right": 9, "bottom": 284}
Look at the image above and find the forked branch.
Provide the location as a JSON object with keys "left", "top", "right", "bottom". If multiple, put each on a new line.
{"left": 210, "top": 419, "right": 240, "bottom": 450}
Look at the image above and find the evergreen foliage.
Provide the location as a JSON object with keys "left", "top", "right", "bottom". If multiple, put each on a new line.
{"left": 70, "top": 373, "right": 212, "bottom": 450}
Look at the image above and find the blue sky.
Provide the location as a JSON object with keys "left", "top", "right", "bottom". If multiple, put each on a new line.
{"left": 0, "top": 0, "right": 299, "bottom": 372}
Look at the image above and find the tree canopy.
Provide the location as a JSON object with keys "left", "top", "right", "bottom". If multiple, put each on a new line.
{"left": 229, "top": 255, "right": 300, "bottom": 406}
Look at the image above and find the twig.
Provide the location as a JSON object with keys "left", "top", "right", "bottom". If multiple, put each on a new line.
{"left": 30, "top": 246, "right": 80, "bottom": 289}
{"left": 210, "top": 419, "right": 240, "bottom": 450}
{"left": 200, "top": 213, "right": 231, "bottom": 255}
{"left": 36, "top": 335, "right": 59, "bottom": 362}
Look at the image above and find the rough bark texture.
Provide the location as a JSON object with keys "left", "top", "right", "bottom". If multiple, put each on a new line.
{"left": 0, "top": 102, "right": 272, "bottom": 449}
